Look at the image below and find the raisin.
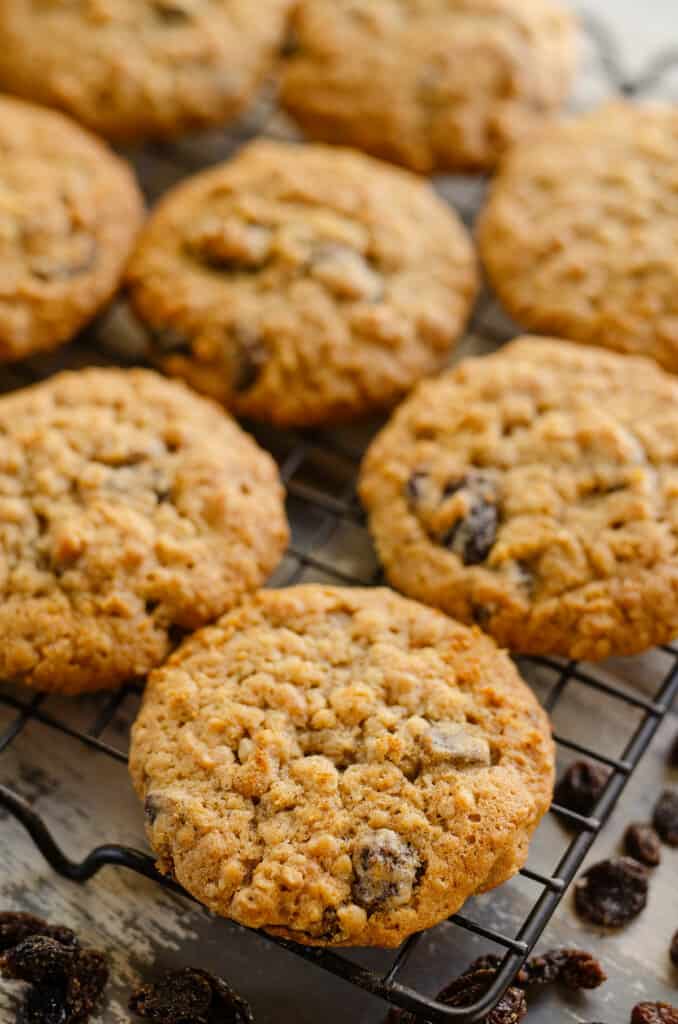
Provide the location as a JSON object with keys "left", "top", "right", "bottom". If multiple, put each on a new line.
{"left": 153, "top": 1, "right": 191, "bottom": 22}
{"left": 144, "top": 794, "right": 163, "bottom": 825}
{"left": 352, "top": 830, "right": 422, "bottom": 914}
{"left": 624, "top": 823, "right": 662, "bottom": 867}
{"left": 65, "top": 949, "right": 108, "bottom": 1022}
{"left": 523, "top": 949, "right": 606, "bottom": 990}
{"left": 129, "top": 969, "right": 213, "bottom": 1023}
{"left": 0, "top": 913, "right": 77, "bottom": 953}
{"left": 129, "top": 967, "right": 253, "bottom": 1024}
{"left": 574, "top": 857, "right": 648, "bottom": 927}
{"left": 437, "top": 969, "right": 527, "bottom": 1024}
{"left": 22, "top": 984, "right": 69, "bottom": 1024}
{"left": 554, "top": 761, "right": 611, "bottom": 818}
{"left": 440, "top": 474, "right": 499, "bottom": 565}
{"left": 670, "top": 930, "right": 678, "bottom": 968}
{"left": 1, "top": 936, "right": 74, "bottom": 985}
{"left": 653, "top": 789, "right": 678, "bottom": 845}
{"left": 631, "top": 1003, "right": 678, "bottom": 1024}
{"left": 230, "top": 325, "right": 266, "bottom": 393}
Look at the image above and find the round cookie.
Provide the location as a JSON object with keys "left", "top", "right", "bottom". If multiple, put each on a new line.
{"left": 280, "top": 0, "right": 577, "bottom": 173}
{"left": 0, "top": 0, "right": 294, "bottom": 141}
{"left": 129, "top": 584, "right": 554, "bottom": 947}
{"left": 126, "top": 140, "right": 478, "bottom": 427}
{"left": 360, "top": 337, "right": 678, "bottom": 661}
{"left": 0, "top": 95, "right": 143, "bottom": 362}
{"left": 0, "top": 368, "right": 289, "bottom": 695}
{"left": 479, "top": 103, "right": 678, "bottom": 372}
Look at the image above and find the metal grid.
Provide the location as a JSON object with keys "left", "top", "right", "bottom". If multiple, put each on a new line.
{"left": 1, "top": 11, "right": 678, "bottom": 1023}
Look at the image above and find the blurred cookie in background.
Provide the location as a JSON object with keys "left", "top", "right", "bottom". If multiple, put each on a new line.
{"left": 0, "top": 0, "right": 295, "bottom": 141}
{"left": 281, "top": 0, "right": 578, "bottom": 173}
{"left": 0, "top": 95, "right": 143, "bottom": 361}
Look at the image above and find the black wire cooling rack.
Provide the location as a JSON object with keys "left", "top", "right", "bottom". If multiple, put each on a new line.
{"left": 2, "top": 12, "right": 678, "bottom": 1024}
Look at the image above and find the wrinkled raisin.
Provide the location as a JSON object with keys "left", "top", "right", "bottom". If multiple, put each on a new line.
{"left": 352, "top": 830, "right": 423, "bottom": 914}
{"left": 554, "top": 761, "right": 611, "bottom": 818}
{"left": 574, "top": 857, "right": 648, "bottom": 927}
{"left": 523, "top": 949, "right": 606, "bottom": 990}
{"left": 631, "top": 1003, "right": 678, "bottom": 1024}
{"left": 670, "top": 930, "right": 678, "bottom": 968}
{"left": 0, "top": 913, "right": 77, "bottom": 953}
{"left": 129, "top": 967, "right": 253, "bottom": 1024}
{"left": 0, "top": 934, "right": 107, "bottom": 1024}
{"left": 670, "top": 732, "right": 678, "bottom": 768}
{"left": 22, "top": 984, "right": 69, "bottom": 1024}
{"left": 1, "top": 936, "right": 74, "bottom": 985}
{"left": 441, "top": 474, "right": 499, "bottom": 565}
{"left": 65, "top": 949, "right": 109, "bottom": 1022}
{"left": 624, "top": 824, "right": 662, "bottom": 867}
{"left": 653, "top": 790, "right": 678, "bottom": 845}
{"left": 436, "top": 970, "right": 527, "bottom": 1024}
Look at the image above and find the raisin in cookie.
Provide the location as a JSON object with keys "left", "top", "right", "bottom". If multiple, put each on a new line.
{"left": 0, "top": 95, "right": 143, "bottom": 362}
{"left": 479, "top": 104, "right": 678, "bottom": 372}
{"left": 280, "top": 0, "right": 577, "bottom": 173}
{"left": 360, "top": 337, "right": 678, "bottom": 661}
{"left": 0, "top": 368, "right": 288, "bottom": 694}
{"left": 129, "top": 585, "right": 554, "bottom": 947}
{"left": 125, "top": 140, "right": 477, "bottom": 427}
{"left": 0, "top": 0, "right": 294, "bottom": 141}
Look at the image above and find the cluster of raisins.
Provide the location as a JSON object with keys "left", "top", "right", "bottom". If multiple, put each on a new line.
{"left": 0, "top": 913, "right": 108, "bottom": 1024}
{"left": 0, "top": 913, "right": 253, "bottom": 1024}
{"left": 557, "top": 748, "right": 678, "bottom": 969}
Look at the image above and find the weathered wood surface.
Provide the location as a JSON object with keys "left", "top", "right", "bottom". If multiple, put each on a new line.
{"left": 2, "top": 4, "right": 678, "bottom": 1021}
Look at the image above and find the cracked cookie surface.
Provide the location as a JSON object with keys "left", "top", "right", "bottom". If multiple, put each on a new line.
{"left": 479, "top": 104, "right": 678, "bottom": 372}
{"left": 129, "top": 584, "right": 554, "bottom": 947}
{"left": 0, "top": 0, "right": 294, "bottom": 141}
{"left": 280, "top": 0, "right": 577, "bottom": 173}
{"left": 125, "top": 140, "right": 477, "bottom": 427}
{"left": 0, "top": 368, "right": 289, "bottom": 694}
{"left": 0, "top": 95, "right": 143, "bottom": 362}
{"left": 360, "top": 337, "right": 678, "bottom": 660}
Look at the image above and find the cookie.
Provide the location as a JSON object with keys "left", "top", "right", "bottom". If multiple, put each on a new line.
{"left": 0, "top": 368, "right": 289, "bottom": 695}
{"left": 129, "top": 585, "right": 554, "bottom": 947}
{"left": 0, "top": 95, "right": 143, "bottom": 362}
{"left": 280, "top": 0, "right": 577, "bottom": 173}
{"left": 479, "top": 103, "right": 678, "bottom": 372}
{"left": 125, "top": 140, "right": 478, "bottom": 427}
{"left": 360, "top": 337, "right": 678, "bottom": 661}
{"left": 0, "top": 0, "right": 294, "bottom": 141}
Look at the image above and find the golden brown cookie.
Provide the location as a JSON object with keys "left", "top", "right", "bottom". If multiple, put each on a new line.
{"left": 126, "top": 140, "right": 478, "bottom": 427}
{"left": 0, "top": 0, "right": 294, "bottom": 141}
{"left": 360, "top": 337, "right": 678, "bottom": 661}
{"left": 280, "top": 0, "right": 577, "bottom": 173}
{"left": 129, "top": 585, "right": 554, "bottom": 947}
{"left": 479, "top": 103, "right": 678, "bottom": 372}
{"left": 0, "top": 95, "right": 143, "bottom": 362}
{"left": 0, "top": 368, "right": 289, "bottom": 695}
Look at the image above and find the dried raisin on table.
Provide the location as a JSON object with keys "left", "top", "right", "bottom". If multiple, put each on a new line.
{"left": 0, "top": 913, "right": 78, "bottom": 953}
{"left": 21, "top": 984, "right": 69, "bottom": 1024}
{"left": 65, "top": 949, "right": 109, "bottom": 1022}
{"left": 653, "top": 790, "right": 678, "bottom": 845}
{"left": 574, "top": 857, "right": 648, "bottom": 927}
{"left": 624, "top": 824, "right": 662, "bottom": 867}
{"left": 0, "top": 936, "right": 74, "bottom": 985}
{"left": 524, "top": 949, "right": 606, "bottom": 990}
{"left": 129, "top": 966, "right": 253, "bottom": 1024}
{"left": 554, "top": 761, "right": 611, "bottom": 818}
{"left": 631, "top": 1003, "right": 678, "bottom": 1024}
